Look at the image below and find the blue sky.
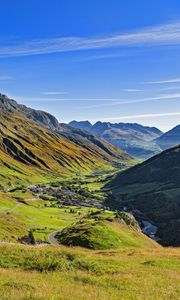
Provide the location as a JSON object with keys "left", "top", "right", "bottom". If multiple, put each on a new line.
{"left": 1, "top": 1, "right": 180, "bottom": 131}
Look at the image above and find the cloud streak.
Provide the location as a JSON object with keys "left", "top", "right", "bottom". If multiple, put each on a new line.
{"left": 122, "top": 89, "right": 144, "bottom": 92}
{"left": 14, "top": 96, "right": 125, "bottom": 102}
{"left": 1, "top": 22, "right": 180, "bottom": 57}
{"left": 42, "top": 91, "right": 67, "bottom": 95}
{"left": 160, "top": 86, "right": 180, "bottom": 91}
{"left": 145, "top": 78, "right": 180, "bottom": 84}
{"left": 12, "top": 93, "right": 180, "bottom": 107}
{"left": 84, "top": 93, "right": 180, "bottom": 108}
{"left": 90, "top": 112, "right": 180, "bottom": 122}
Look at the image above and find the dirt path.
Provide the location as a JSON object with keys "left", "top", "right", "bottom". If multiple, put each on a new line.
{"left": 25, "top": 198, "right": 40, "bottom": 201}
{"left": 7, "top": 203, "right": 22, "bottom": 213}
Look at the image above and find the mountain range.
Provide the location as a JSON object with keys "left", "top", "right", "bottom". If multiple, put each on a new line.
{"left": 69, "top": 120, "right": 180, "bottom": 159}
{"left": 69, "top": 120, "right": 163, "bottom": 158}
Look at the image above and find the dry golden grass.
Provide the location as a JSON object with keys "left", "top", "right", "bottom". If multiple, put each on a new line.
{"left": 0, "top": 245, "right": 179, "bottom": 300}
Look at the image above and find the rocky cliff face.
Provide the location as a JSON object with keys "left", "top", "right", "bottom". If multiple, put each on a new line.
{"left": 0, "top": 93, "right": 59, "bottom": 130}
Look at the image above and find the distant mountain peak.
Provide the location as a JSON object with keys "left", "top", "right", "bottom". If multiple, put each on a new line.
{"left": 68, "top": 119, "right": 163, "bottom": 158}
{"left": 69, "top": 120, "right": 92, "bottom": 131}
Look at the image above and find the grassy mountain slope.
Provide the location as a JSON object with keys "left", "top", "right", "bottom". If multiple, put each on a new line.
{"left": 0, "top": 213, "right": 29, "bottom": 242}
{"left": 69, "top": 120, "right": 162, "bottom": 158}
{"left": 0, "top": 112, "right": 132, "bottom": 187}
{"left": 106, "top": 145, "right": 180, "bottom": 246}
{"left": 0, "top": 93, "right": 132, "bottom": 167}
{"left": 56, "top": 123, "right": 132, "bottom": 168}
{"left": 56, "top": 210, "right": 159, "bottom": 249}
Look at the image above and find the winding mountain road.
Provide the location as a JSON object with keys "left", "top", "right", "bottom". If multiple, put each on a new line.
{"left": 3, "top": 197, "right": 62, "bottom": 246}
{"left": 48, "top": 231, "right": 61, "bottom": 245}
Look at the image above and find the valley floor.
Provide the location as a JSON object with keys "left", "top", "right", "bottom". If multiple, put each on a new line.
{"left": 0, "top": 172, "right": 114, "bottom": 244}
{"left": 0, "top": 171, "right": 179, "bottom": 300}
{"left": 0, "top": 245, "right": 179, "bottom": 300}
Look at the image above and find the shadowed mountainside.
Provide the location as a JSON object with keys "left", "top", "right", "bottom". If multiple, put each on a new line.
{"left": 155, "top": 124, "right": 180, "bottom": 150}
{"left": 106, "top": 145, "right": 180, "bottom": 246}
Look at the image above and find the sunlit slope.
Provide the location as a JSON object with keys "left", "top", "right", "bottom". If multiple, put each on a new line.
{"left": 0, "top": 112, "right": 132, "bottom": 186}
{"left": 56, "top": 211, "right": 159, "bottom": 250}
{"left": 0, "top": 245, "right": 179, "bottom": 300}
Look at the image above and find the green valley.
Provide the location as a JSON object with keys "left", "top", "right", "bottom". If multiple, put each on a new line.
{"left": 0, "top": 94, "right": 179, "bottom": 300}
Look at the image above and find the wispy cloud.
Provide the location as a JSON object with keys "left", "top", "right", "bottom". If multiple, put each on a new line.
{"left": 11, "top": 92, "right": 180, "bottom": 105}
{"left": 13, "top": 96, "right": 124, "bottom": 102}
{"left": 11, "top": 92, "right": 180, "bottom": 112}
{"left": 42, "top": 91, "right": 67, "bottom": 95}
{"left": 1, "top": 21, "right": 180, "bottom": 57}
{"left": 144, "top": 78, "right": 180, "bottom": 84}
{"left": 160, "top": 86, "right": 180, "bottom": 91}
{"left": 122, "top": 89, "right": 143, "bottom": 92}
{"left": 76, "top": 52, "right": 129, "bottom": 61}
{"left": 14, "top": 96, "right": 119, "bottom": 102}
{"left": 13, "top": 96, "right": 69, "bottom": 102}
{"left": 90, "top": 112, "right": 180, "bottom": 123}
{"left": 84, "top": 93, "right": 180, "bottom": 108}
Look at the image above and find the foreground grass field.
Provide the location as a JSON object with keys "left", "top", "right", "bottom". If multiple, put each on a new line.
{"left": 0, "top": 245, "right": 179, "bottom": 300}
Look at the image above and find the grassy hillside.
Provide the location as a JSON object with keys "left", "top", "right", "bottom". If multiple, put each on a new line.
{"left": 106, "top": 145, "right": 180, "bottom": 246}
{"left": 0, "top": 187, "right": 156, "bottom": 247}
{"left": 0, "top": 213, "right": 29, "bottom": 243}
{"left": 57, "top": 210, "right": 158, "bottom": 249}
{"left": 0, "top": 245, "right": 179, "bottom": 300}
{"left": 0, "top": 189, "right": 97, "bottom": 243}
{"left": 0, "top": 112, "right": 132, "bottom": 188}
